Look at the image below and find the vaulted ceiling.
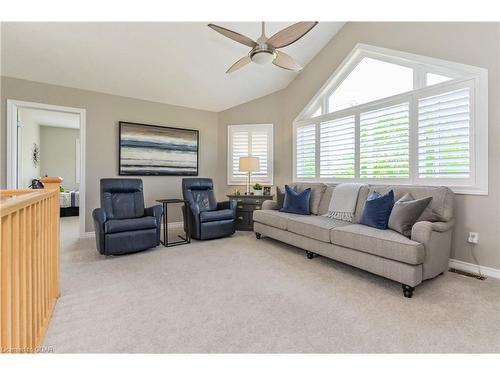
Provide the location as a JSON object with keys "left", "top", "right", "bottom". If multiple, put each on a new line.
{"left": 1, "top": 22, "right": 344, "bottom": 112}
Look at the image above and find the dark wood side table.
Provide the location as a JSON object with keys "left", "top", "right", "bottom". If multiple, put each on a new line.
{"left": 156, "top": 198, "right": 191, "bottom": 247}
{"left": 227, "top": 194, "right": 274, "bottom": 231}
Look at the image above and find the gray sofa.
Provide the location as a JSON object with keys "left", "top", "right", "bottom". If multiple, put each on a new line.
{"left": 253, "top": 183, "right": 455, "bottom": 298}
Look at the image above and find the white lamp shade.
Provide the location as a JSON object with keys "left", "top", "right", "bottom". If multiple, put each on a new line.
{"left": 239, "top": 156, "right": 260, "bottom": 172}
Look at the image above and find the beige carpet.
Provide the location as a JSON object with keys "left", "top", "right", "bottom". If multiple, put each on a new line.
{"left": 43, "top": 217, "right": 500, "bottom": 353}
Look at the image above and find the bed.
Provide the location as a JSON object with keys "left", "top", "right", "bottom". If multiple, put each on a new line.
{"left": 60, "top": 190, "right": 79, "bottom": 217}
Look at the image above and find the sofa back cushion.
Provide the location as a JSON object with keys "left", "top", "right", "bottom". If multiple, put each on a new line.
{"left": 294, "top": 183, "right": 327, "bottom": 215}
{"left": 362, "top": 185, "right": 454, "bottom": 222}
{"left": 317, "top": 184, "right": 336, "bottom": 215}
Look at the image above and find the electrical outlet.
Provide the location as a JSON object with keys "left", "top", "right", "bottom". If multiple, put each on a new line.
{"left": 468, "top": 232, "right": 479, "bottom": 244}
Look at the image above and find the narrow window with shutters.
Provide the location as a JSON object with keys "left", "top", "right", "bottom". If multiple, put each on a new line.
{"left": 418, "top": 87, "right": 470, "bottom": 179}
{"left": 319, "top": 116, "right": 355, "bottom": 178}
{"left": 295, "top": 124, "right": 316, "bottom": 178}
{"left": 227, "top": 124, "right": 273, "bottom": 185}
{"left": 360, "top": 103, "right": 410, "bottom": 179}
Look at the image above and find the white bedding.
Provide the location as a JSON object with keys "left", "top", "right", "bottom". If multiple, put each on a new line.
{"left": 60, "top": 191, "right": 79, "bottom": 208}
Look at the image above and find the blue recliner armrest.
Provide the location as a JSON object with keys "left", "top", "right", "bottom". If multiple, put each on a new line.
{"left": 217, "top": 200, "right": 236, "bottom": 216}
{"left": 144, "top": 204, "right": 163, "bottom": 244}
{"left": 92, "top": 208, "right": 107, "bottom": 254}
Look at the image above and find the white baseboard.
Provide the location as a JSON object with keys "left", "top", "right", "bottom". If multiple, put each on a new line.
{"left": 449, "top": 258, "right": 500, "bottom": 279}
{"left": 79, "top": 221, "right": 184, "bottom": 239}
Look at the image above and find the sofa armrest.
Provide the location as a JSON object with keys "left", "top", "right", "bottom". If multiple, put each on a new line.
{"left": 411, "top": 219, "right": 454, "bottom": 280}
{"left": 411, "top": 220, "right": 454, "bottom": 242}
{"left": 92, "top": 208, "right": 107, "bottom": 254}
{"left": 262, "top": 200, "right": 279, "bottom": 210}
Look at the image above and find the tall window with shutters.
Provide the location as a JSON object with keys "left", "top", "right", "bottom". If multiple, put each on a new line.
{"left": 227, "top": 124, "right": 273, "bottom": 185}
{"left": 293, "top": 44, "right": 488, "bottom": 194}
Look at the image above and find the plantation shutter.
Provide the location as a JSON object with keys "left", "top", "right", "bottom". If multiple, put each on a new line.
{"left": 296, "top": 124, "right": 316, "bottom": 178}
{"left": 228, "top": 124, "right": 273, "bottom": 185}
{"left": 250, "top": 129, "right": 269, "bottom": 180}
{"left": 359, "top": 102, "right": 410, "bottom": 179}
{"left": 417, "top": 87, "right": 471, "bottom": 179}
{"left": 319, "top": 116, "right": 355, "bottom": 178}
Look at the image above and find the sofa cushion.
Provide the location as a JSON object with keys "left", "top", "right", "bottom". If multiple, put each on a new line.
{"left": 294, "top": 183, "right": 327, "bottom": 215}
{"left": 388, "top": 193, "right": 432, "bottom": 237}
{"left": 287, "top": 216, "right": 351, "bottom": 243}
{"left": 105, "top": 216, "right": 157, "bottom": 234}
{"left": 253, "top": 209, "right": 301, "bottom": 230}
{"left": 280, "top": 185, "right": 311, "bottom": 215}
{"left": 317, "top": 184, "right": 336, "bottom": 215}
{"left": 360, "top": 190, "right": 395, "bottom": 230}
{"left": 330, "top": 224, "right": 424, "bottom": 265}
{"left": 353, "top": 185, "right": 370, "bottom": 224}
{"left": 364, "top": 185, "right": 454, "bottom": 222}
{"left": 200, "top": 209, "right": 235, "bottom": 223}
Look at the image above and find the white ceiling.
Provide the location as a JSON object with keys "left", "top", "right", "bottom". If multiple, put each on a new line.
{"left": 1, "top": 22, "right": 344, "bottom": 112}
{"left": 20, "top": 108, "right": 80, "bottom": 129}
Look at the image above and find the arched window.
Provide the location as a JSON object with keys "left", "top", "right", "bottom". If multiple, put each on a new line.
{"left": 294, "top": 44, "right": 488, "bottom": 194}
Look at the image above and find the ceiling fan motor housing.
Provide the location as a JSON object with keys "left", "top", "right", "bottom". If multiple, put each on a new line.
{"left": 249, "top": 46, "right": 276, "bottom": 64}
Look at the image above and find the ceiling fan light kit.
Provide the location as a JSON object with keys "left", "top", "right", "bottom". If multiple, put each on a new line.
{"left": 250, "top": 49, "right": 276, "bottom": 65}
{"left": 208, "top": 21, "right": 318, "bottom": 73}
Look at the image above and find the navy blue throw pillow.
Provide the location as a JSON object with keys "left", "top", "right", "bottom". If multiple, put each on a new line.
{"left": 360, "top": 190, "right": 395, "bottom": 230}
{"left": 280, "top": 185, "right": 311, "bottom": 215}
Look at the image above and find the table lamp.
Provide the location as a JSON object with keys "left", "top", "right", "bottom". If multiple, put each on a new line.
{"left": 239, "top": 156, "right": 260, "bottom": 195}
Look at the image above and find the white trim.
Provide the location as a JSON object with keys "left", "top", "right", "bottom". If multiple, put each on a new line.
{"left": 80, "top": 222, "right": 185, "bottom": 239}
{"left": 227, "top": 123, "right": 274, "bottom": 186}
{"left": 7, "top": 100, "right": 87, "bottom": 237}
{"left": 75, "top": 138, "right": 81, "bottom": 184}
{"left": 449, "top": 258, "right": 500, "bottom": 280}
{"left": 292, "top": 44, "right": 489, "bottom": 195}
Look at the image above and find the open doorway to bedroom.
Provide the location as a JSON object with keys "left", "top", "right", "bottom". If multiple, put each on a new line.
{"left": 7, "top": 100, "right": 86, "bottom": 237}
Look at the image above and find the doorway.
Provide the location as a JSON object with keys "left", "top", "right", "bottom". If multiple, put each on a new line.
{"left": 7, "top": 100, "right": 86, "bottom": 237}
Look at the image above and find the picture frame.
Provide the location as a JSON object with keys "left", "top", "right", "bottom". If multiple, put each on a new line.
{"left": 119, "top": 121, "right": 199, "bottom": 176}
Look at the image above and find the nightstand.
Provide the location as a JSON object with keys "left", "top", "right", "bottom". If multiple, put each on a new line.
{"left": 227, "top": 194, "right": 274, "bottom": 231}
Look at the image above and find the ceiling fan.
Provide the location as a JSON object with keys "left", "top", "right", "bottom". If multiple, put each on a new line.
{"left": 208, "top": 21, "right": 318, "bottom": 73}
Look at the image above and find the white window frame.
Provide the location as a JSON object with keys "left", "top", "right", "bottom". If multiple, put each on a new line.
{"left": 293, "top": 44, "right": 488, "bottom": 195}
{"left": 227, "top": 124, "right": 274, "bottom": 186}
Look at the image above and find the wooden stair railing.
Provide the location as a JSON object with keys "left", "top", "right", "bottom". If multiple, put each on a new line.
{"left": 1, "top": 176, "right": 62, "bottom": 353}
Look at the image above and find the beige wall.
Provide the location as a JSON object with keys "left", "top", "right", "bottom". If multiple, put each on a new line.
{"left": 40, "top": 126, "right": 80, "bottom": 191}
{"left": 218, "top": 22, "right": 500, "bottom": 270}
{"left": 1, "top": 76, "right": 219, "bottom": 231}
{"left": 1, "top": 22, "right": 499, "bottom": 270}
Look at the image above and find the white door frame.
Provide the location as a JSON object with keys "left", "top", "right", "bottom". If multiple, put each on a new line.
{"left": 7, "top": 99, "right": 87, "bottom": 237}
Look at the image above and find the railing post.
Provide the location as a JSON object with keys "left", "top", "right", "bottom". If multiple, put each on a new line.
{"left": 41, "top": 177, "right": 62, "bottom": 300}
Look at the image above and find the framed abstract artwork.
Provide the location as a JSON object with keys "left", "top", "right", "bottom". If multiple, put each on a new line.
{"left": 119, "top": 121, "right": 199, "bottom": 176}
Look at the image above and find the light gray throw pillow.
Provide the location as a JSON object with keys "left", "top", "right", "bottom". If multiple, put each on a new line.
{"left": 388, "top": 193, "right": 432, "bottom": 237}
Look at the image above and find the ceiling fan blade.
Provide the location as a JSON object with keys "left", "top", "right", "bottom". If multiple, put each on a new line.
{"left": 226, "top": 56, "right": 252, "bottom": 74}
{"left": 267, "top": 21, "right": 318, "bottom": 49}
{"left": 273, "top": 50, "right": 303, "bottom": 71}
{"left": 208, "top": 24, "right": 257, "bottom": 48}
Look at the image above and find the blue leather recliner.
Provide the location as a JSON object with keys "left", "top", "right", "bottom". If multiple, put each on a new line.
{"left": 182, "top": 178, "right": 236, "bottom": 240}
{"left": 92, "top": 178, "right": 163, "bottom": 255}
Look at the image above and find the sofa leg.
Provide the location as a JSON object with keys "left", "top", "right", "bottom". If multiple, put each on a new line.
{"left": 306, "top": 251, "right": 315, "bottom": 259}
{"left": 402, "top": 284, "right": 415, "bottom": 298}
{"left": 255, "top": 232, "right": 261, "bottom": 239}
